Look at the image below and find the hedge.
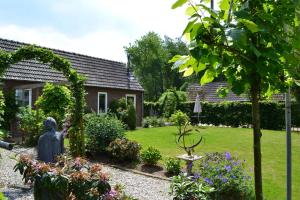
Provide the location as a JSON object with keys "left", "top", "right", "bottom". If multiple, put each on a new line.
{"left": 144, "top": 101, "right": 300, "bottom": 130}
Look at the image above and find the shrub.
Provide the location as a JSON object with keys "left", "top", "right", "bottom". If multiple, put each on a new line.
{"left": 158, "top": 90, "right": 187, "bottom": 118}
{"left": 14, "top": 155, "right": 130, "bottom": 200}
{"left": 198, "top": 152, "right": 255, "bottom": 200}
{"left": 170, "top": 173, "right": 214, "bottom": 200}
{"left": 35, "top": 83, "right": 71, "bottom": 128}
{"left": 170, "top": 111, "right": 189, "bottom": 134}
{"left": 107, "top": 138, "right": 141, "bottom": 162}
{"left": 17, "top": 107, "right": 46, "bottom": 146}
{"left": 0, "top": 90, "right": 5, "bottom": 128}
{"left": 85, "top": 114, "right": 125, "bottom": 153}
{"left": 127, "top": 104, "right": 136, "bottom": 130}
{"left": 141, "top": 146, "right": 162, "bottom": 165}
{"left": 142, "top": 116, "right": 165, "bottom": 128}
{"left": 0, "top": 129, "right": 10, "bottom": 140}
{"left": 3, "top": 91, "right": 18, "bottom": 131}
{"left": 165, "top": 157, "right": 181, "bottom": 175}
{"left": 0, "top": 192, "right": 7, "bottom": 200}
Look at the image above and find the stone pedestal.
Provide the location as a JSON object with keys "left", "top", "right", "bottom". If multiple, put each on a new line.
{"left": 176, "top": 154, "right": 203, "bottom": 176}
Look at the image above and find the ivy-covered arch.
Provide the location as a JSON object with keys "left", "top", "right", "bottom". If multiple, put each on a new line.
{"left": 0, "top": 45, "right": 85, "bottom": 156}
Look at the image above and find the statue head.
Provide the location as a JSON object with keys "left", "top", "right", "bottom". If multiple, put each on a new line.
{"left": 44, "top": 117, "right": 57, "bottom": 132}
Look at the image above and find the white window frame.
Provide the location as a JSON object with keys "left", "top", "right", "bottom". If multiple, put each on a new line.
{"left": 15, "top": 88, "right": 32, "bottom": 108}
{"left": 126, "top": 94, "right": 136, "bottom": 108}
{"left": 97, "top": 92, "right": 108, "bottom": 114}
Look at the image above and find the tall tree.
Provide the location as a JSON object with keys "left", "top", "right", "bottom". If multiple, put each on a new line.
{"left": 125, "top": 32, "right": 167, "bottom": 101}
{"left": 171, "top": 0, "right": 299, "bottom": 199}
{"left": 125, "top": 32, "right": 190, "bottom": 101}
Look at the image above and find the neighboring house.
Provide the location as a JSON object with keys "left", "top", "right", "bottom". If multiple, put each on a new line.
{"left": 187, "top": 82, "right": 284, "bottom": 102}
{"left": 0, "top": 38, "right": 144, "bottom": 132}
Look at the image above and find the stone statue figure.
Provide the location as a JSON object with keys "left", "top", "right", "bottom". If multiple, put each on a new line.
{"left": 37, "top": 117, "right": 64, "bottom": 163}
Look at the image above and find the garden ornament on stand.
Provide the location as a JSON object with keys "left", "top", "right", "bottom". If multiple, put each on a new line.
{"left": 37, "top": 117, "right": 64, "bottom": 163}
{"left": 176, "top": 122, "right": 203, "bottom": 176}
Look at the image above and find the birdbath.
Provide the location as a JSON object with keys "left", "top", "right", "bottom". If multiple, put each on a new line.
{"left": 176, "top": 123, "right": 204, "bottom": 176}
{"left": 176, "top": 154, "right": 203, "bottom": 176}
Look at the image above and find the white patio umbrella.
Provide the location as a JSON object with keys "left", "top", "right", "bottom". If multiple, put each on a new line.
{"left": 193, "top": 94, "right": 202, "bottom": 124}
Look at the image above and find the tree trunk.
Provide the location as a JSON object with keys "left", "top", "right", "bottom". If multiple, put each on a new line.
{"left": 251, "top": 81, "right": 263, "bottom": 200}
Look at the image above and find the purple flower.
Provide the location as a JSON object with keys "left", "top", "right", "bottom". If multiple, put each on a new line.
{"left": 222, "top": 178, "right": 228, "bottom": 183}
{"left": 225, "top": 152, "right": 231, "bottom": 160}
{"left": 233, "top": 161, "right": 240, "bottom": 166}
{"left": 187, "top": 162, "right": 193, "bottom": 171}
{"left": 192, "top": 173, "right": 201, "bottom": 180}
{"left": 204, "top": 177, "right": 213, "bottom": 185}
{"left": 225, "top": 165, "right": 232, "bottom": 172}
{"left": 231, "top": 175, "right": 236, "bottom": 179}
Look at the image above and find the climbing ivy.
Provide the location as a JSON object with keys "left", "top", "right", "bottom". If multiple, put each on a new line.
{"left": 0, "top": 45, "right": 85, "bottom": 156}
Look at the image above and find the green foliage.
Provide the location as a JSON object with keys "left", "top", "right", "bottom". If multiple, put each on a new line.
{"left": 146, "top": 101, "right": 300, "bottom": 130}
{"left": 0, "top": 192, "right": 7, "bottom": 200}
{"left": 198, "top": 152, "right": 255, "bottom": 200}
{"left": 14, "top": 155, "right": 129, "bottom": 200}
{"left": 3, "top": 91, "right": 18, "bottom": 131}
{"left": 125, "top": 32, "right": 189, "bottom": 101}
{"left": 127, "top": 104, "right": 136, "bottom": 130}
{"left": 17, "top": 107, "right": 46, "bottom": 146}
{"left": 141, "top": 146, "right": 162, "bottom": 165}
{"left": 158, "top": 90, "right": 187, "bottom": 117}
{"left": 170, "top": 111, "right": 189, "bottom": 134}
{"left": 142, "top": 116, "right": 165, "bottom": 128}
{"left": 165, "top": 157, "right": 181, "bottom": 176}
{"left": 107, "top": 138, "right": 141, "bottom": 162}
{"left": 0, "top": 90, "right": 5, "bottom": 128}
{"left": 35, "top": 83, "right": 71, "bottom": 128}
{"left": 0, "top": 45, "right": 86, "bottom": 156}
{"left": 0, "top": 129, "right": 10, "bottom": 140}
{"left": 85, "top": 114, "right": 125, "bottom": 153}
{"left": 170, "top": 173, "right": 214, "bottom": 200}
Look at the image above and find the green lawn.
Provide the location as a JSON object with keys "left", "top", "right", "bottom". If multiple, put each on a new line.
{"left": 126, "top": 126, "right": 300, "bottom": 200}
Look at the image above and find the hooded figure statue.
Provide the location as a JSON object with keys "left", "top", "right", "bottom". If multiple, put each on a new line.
{"left": 37, "top": 117, "right": 64, "bottom": 163}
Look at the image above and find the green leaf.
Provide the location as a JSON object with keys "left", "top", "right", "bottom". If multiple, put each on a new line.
{"left": 169, "top": 55, "right": 183, "bottom": 63}
{"left": 250, "top": 43, "right": 261, "bottom": 57}
{"left": 295, "top": 80, "right": 300, "bottom": 87}
{"left": 200, "top": 69, "right": 215, "bottom": 85}
{"left": 186, "top": 6, "right": 198, "bottom": 16}
{"left": 182, "top": 19, "right": 197, "bottom": 36}
{"left": 219, "top": 0, "right": 230, "bottom": 11}
{"left": 239, "top": 19, "right": 260, "bottom": 33}
{"left": 172, "top": 0, "right": 188, "bottom": 9}
{"left": 183, "top": 67, "right": 194, "bottom": 77}
{"left": 198, "top": 4, "right": 217, "bottom": 18}
{"left": 195, "top": 62, "right": 206, "bottom": 73}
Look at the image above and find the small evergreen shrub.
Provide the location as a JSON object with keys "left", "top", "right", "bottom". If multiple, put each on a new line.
{"left": 107, "top": 138, "right": 141, "bottom": 162}
{"left": 85, "top": 114, "right": 125, "bottom": 153}
{"left": 165, "top": 157, "right": 181, "bottom": 175}
{"left": 142, "top": 116, "right": 165, "bottom": 128}
{"left": 141, "top": 146, "right": 162, "bottom": 165}
{"left": 127, "top": 104, "right": 136, "bottom": 130}
{"left": 158, "top": 90, "right": 187, "bottom": 118}
{"left": 3, "top": 91, "right": 18, "bottom": 131}
{"left": 0, "top": 90, "right": 5, "bottom": 128}
{"left": 17, "top": 107, "right": 46, "bottom": 146}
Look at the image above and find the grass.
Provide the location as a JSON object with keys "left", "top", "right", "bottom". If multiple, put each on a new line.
{"left": 126, "top": 126, "right": 300, "bottom": 200}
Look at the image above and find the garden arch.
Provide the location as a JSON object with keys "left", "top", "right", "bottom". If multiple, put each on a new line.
{"left": 0, "top": 45, "right": 85, "bottom": 156}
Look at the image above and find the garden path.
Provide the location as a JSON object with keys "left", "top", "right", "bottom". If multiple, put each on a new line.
{"left": 0, "top": 147, "right": 171, "bottom": 200}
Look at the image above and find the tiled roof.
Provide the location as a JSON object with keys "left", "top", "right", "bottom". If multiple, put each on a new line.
{"left": 0, "top": 38, "right": 144, "bottom": 91}
{"left": 187, "top": 82, "right": 284, "bottom": 102}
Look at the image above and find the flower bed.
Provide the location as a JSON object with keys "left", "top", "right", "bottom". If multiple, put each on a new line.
{"left": 14, "top": 155, "right": 134, "bottom": 200}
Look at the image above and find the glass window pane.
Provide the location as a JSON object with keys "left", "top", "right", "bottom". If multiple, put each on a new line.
{"left": 15, "top": 89, "right": 31, "bottom": 107}
{"left": 98, "top": 93, "right": 106, "bottom": 113}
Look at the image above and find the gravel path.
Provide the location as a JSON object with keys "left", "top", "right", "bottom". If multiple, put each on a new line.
{"left": 0, "top": 148, "right": 171, "bottom": 200}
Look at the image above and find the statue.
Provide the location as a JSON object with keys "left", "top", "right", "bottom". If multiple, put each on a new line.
{"left": 37, "top": 117, "right": 64, "bottom": 163}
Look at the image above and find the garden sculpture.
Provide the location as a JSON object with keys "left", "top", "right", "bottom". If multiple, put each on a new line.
{"left": 176, "top": 123, "right": 203, "bottom": 157}
{"left": 176, "top": 123, "right": 203, "bottom": 175}
{"left": 37, "top": 117, "right": 64, "bottom": 163}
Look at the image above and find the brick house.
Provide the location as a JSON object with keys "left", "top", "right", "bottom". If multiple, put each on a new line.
{"left": 0, "top": 38, "right": 144, "bottom": 132}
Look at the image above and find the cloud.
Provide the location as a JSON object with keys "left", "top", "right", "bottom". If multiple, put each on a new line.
{"left": 0, "top": 24, "right": 130, "bottom": 62}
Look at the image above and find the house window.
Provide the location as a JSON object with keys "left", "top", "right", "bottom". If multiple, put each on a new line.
{"left": 98, "top": 92, "right": 107, "bottom": 114}
{"left": 126, "top": 94, "right": 136, "bottom": 108}
{"left": 15, "top": 89, "right": 32, "bottom": 107}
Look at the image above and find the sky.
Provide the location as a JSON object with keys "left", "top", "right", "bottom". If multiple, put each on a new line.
{"left": 0, "top": 0, "right": 194, "bottom": 62}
